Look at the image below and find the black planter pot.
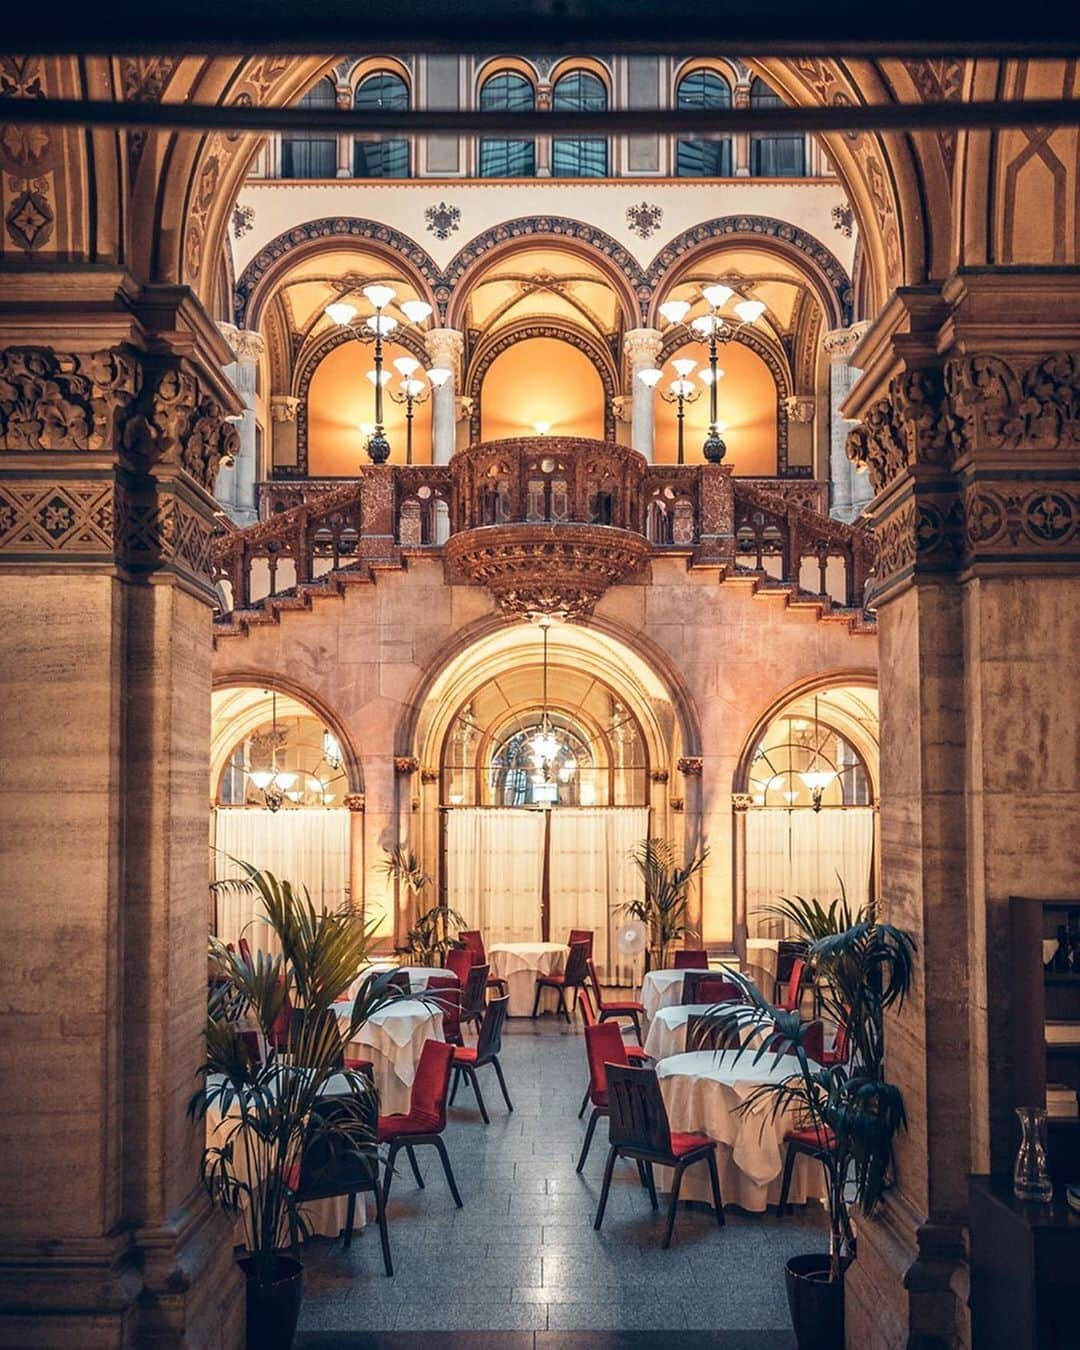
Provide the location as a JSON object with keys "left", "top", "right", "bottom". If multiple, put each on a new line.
{"left": 239, "top": 1253, "right": 303, "bottom": 1350}
{"left": 785, "top": 1252, "right": 846, "bottom": 1350}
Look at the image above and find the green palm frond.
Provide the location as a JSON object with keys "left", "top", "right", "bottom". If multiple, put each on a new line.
{"left": 623, "top": 837, "right": 709, "bottom": 963}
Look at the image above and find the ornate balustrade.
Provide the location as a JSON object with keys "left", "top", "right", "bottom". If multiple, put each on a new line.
{"left": 217, "top": 438, "right": 872, "bottom": 618}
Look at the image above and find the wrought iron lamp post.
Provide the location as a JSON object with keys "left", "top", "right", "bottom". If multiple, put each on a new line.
{"left": 652, "top": 285, "right": 766, "bottom": 463}
{"left": 325, "top": 286, "right": 440, "bottom": 465}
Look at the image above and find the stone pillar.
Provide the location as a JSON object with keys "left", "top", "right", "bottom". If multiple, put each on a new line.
{"left": 623, "top": 327, "right": 663, "bottom": 461}
{"left": 823, "top": 323, "right": 869, "bottom": 521}
{"left": 0, "top": 273, "right": 245, "bottom": 1344}
{"left": 841, "top": 270, "right": 1080, "bottom": 1349}
{"left": 217, "top": 324, "right": 265, "bottom": 525}
{"left": 733, "top": 82, "right": 751, "bottom": 177}
{"left": 425, "top": 328, "right": 464, "bottom": 464}
{"left": 270, "top": 394, "right": 300, "bottom": 475}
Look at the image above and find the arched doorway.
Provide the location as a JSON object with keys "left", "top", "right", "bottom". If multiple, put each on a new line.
{"left": 210, "top": 682, "right": 362, "bottom": 950}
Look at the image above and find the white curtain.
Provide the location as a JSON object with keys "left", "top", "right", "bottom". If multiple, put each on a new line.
{"left": 213, "top": 808, "right": 350, "bottom": 954}
{"left": 548, "top": 807, "right": 648, "bottom": 986}
{"left": 444, "top": 809, "right": 546, "bottom": 945}
{"left": 745, "top": 807, "right": 875, "bottom": 935}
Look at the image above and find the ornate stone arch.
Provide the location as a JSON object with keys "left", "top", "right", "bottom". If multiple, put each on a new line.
{"left": 292, "top": 321, "right": 430, "bottom": 474}
{"left": 232, "top": 216, "right": 441, "bottom": 330}
{"left": 441, "top": 217, "right": 649, "bottom": 328}
{"left": 645, "top": 215, "right": 854, "bottom": 329}
{"left": 466, "top": 319, "right": 619, "bottom": 442}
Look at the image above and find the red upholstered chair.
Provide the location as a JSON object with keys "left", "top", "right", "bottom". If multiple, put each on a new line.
{"left": 576, "top": 1021, "right": 631, "bottom": 1173}
{"left": 426, "top": 974, "right": 463, "bottom": 1046}
{"left": 673, "top": 949, "right": 709, "bottom": 970}
{"left": 778, "top": 1121, "right": 836, "bottom": 1216}
{"left": 449, "top": 995, "right": 512, "bottom": 1123}
{"left": 776, "top": 956, "right": 807, "bottom": 1014}
{"left": 822, "top": 1012, "right": 851, "bottom": 1068}
{"left": 267, "top": 979, "right": 294, "bottom": 1052}
{"left": 801, "top": 1019, "right": 827, "bottom": 1064}
{"left": 567, "top": 928, "right": 594, "bottom": 957}
{"left": 238, "top": 935, "right": 253, "bottom": 964}
{"left": 286, "top": 1085, "right": 392, "bottom": 1273}
{"left": 459, "top": 930, "right": 508, "bottom": 997}
{"left": 460, "top": 962, "right": 490, "bottom": 1035}
{"left": 595, "top": 1064, "right": 724, "bottom": 1248}
{"left": 682, "top": 974, "right": 744, "bottom": 1006}
{"left": 444, "top": 946, "right": 472, "bottom": 985}
{"left": 577, "top": 990, "right": 647, "bottom": 1117}
{"left": 586, "top": 958, "right": 644, "bottom": 1040}
{"left": 238, "top": 1029, "right": 264, "bottom": 1065}
{"left": 377, "top": 1038, "right": 463, "bottom": 1209}
{"left": 531, "top": 940, "right": 589, "bottom": 1020}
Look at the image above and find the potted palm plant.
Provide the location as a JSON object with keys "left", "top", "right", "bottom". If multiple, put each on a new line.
{"left": 703, "top": 896, "right": 914, "bottom": 1350}
{"left": 380, "top": 845, "right": 465, "bottom": 965}
{"left": 190, "top": 862, "right": 403, "bottom": 1350}
{"left": 623, "top": 837, "right": 708, "bottom": 970}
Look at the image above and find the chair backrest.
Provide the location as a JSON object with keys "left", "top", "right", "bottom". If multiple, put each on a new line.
{"left": 584, "top": 1021, "right": 628, "bottom": 1105}
{"left": 238, "top": 935, "right": 253, "bottom": 964}
{"left": 563, "top": 941, "right": 590, "bottom": 989}
{"left": 475, "top": 995, "right": 509, "bottom": 1063}
{"left": 832, "top": 1011, "right": 851, "bottom": 1063}
{"left": 408, "top": 1038, "right": 455, "bottom": 1131}
{"left": 287, "top": 1006, "right": 344, "bottom": 1069}
{"left": 691, "top": 977, "right": 744, "bottom": 1006}
{"left": 682, "top": 970, "right": 729, "bottom": 1004}
{"left": 783, "top": 956, "right": 806, "bottom": 1009}
{"left": 802, "top": 1019, "right": 825, "bottom": 1063}
{"left": 297, "top": 1090, "right": 378, "bottom": 1195}
{"left": 238, "top": 1028, "right": 264, "bottom": 1065}
{"left": 386, "top": 968, "right": 411, "bottom": 994}
{"left": 685, "top": 1013, "right": 734, "bottom": 1051}
{"left": 462, "top": 962, "right": 490, "bottom": 1018}
{"left": 567, "top": 929, "right": 594, "bottom": 957}
{"left": 459, "top": 930, "right": 486, "bottom": 962}
{"left": 444, "top": 946, "right": 473, "bottom": 985}
{"left": 605, "top": 1064, "right": 673, "bottom": 1157}
{"left": 776, "top": 939, "right": 804, "bottom": 982}
{"left": 586, "top": 957, "right": 605, "bottom": 1011}
{"left": 674, "top": 949, "right": 709, "bottom": 970}
{"left": 267, "top": 979, "right": 294, "bottom": 1049}
{"left": 427, "top": 974, "right": 461, "bottom": 1040}
{"left": 579, "top": 987, "right": 597, "bottom": 1028}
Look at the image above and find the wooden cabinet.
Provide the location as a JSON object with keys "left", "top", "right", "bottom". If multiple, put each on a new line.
{"left": 969, "top": 1175, "right": 1080, "bottom": 1350}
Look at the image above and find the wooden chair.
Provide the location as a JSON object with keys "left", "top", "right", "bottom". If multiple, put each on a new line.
{"left": 773, "top": 941, "right": 808, "bottom": 1006}
{"left": 681, "top": 973, "right": 743, "bottom": 1005}
{"left": 377, "top": 1039, "right": 463, "bottom": 1210}
{"left": 460, "top": 962, "right": 490, "bottom": 1035}
{"left": 586, "top": 958, "right": 645, "bottom": 1040}
{"left": 567, "top": 928, "right": 594, "bottom": 957}
{"left": 594, "top": 1064, "right": 724, "bottom": 1248}
{"left": 459, "top": 930, "right": 508, "bottom": 997}
{"left": 578, "top": 990, "right": 647, "bottom": 1117}
{"left": 286, "top": 1086, "right": 392, "bottom": 1274}
{"left": 684, "top": 1013, "right": 738, "bottom": 1052}
{"left": 444, "top": 946, "right": 473, "bottom": 985}
{"left": 426, "top": 974, "right": 463, "bottom": 1046}
{"left": 673, "top": 949, "right": 709, "bottom": 970}
{"left": 531, "top": 940, "right": 589, "bottom": 1020}
{"left": 449, "top": 996, "right": 512, "bottom": 1123}
{"left": 778, "top": 1122, "right": 836, "bottom": 1216}
{"left": 776, "top": 956, "right": 807, "bottom": 1013}
{"left": 576, "top": 1021, "right": 631, "bottom": 1173}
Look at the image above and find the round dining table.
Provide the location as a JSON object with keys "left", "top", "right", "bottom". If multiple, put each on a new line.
{"left": 655, "top": 1049, "right": 825, "bottom": 1212}
{"left": 487, "top": 941, "right": 567, "bottom": 1017}
{"left": 639, "top": 968, "right": 711, "bottom": 1025}
{"left": 334, "top": 997, "right": 444, "bottom": 1115}
{"left": 204, "top": 1069, "right": 367, "bottom": 1239}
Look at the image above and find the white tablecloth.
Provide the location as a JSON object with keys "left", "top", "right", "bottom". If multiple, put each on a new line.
{"left": 640, "top": 968, "right": 710, "bottom": 1025}
{"left": 335, "top": 998, "right": 444, "bottom": 1115}
{"left": 488, "top": 942, "right": 567, "bottom": 1017}
{"left": 356, "top": 965, "right": 454, "bottom": 995}
{"left": 205, "top": 1070, "right": 367, "bottom": 1239}
{"left": 656, "top": 1050, "right": 825, "bottom": 1212}
{"left": 644, "top": 1003, "right": 721, "bottom": 1059}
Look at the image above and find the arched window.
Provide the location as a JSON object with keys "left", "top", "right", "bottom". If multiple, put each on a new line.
{"left": 478, "top": 71, "right": 536, "bottom": 177}
{"left": 552, "top": 70, "right": 609, "bottom": 178}
{"left": 353, "top": 71, "right": 410, "bottom": 178}
{"left": 749, "top": 77, "right": 807, "bottom": 177}
{"left": 675, "top": 68, "right": 732, "bottom": 177}
{"left": 281, "top": 77, "right": 337, "bottom": 178}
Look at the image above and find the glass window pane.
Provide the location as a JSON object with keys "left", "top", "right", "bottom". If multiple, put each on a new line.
{"left": 282, "top": 77, "right": 338, "bottom": 178}
{"left": 354, "top": 72, "right": 409, "bottom": 111}
{"left": 749, "top": 77, "right": 806, "bottom": 177}
{"left": 478, "top": 71, "right": 536, "bottom": 178}
{"left": 552, "top": 137, "right": 608, "bottom": 177}
{"left": 353, "top": 138, "right": 410, "bottom": 177}
{"left": 675, "top": 69, "right": 731, "bottom": 178}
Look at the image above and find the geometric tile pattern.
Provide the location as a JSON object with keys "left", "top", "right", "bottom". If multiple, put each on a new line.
{"left": 0, "top": 480, "right": 113, "bottom": 554}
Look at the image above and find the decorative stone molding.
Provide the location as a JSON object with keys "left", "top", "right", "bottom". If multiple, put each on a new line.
{"left": 823, "top": 323, "right": 871, "bottom": 361}
{"left": 0, "top": 347, "right": 141, "bottom": 452}
{"left": 270, "top": 396, "right": 300, "bottom": 423}
{"left": 670, "top": 798, "right": 685, "bottom": 813}
{"left": 731, "top": 792, "right": 754, "bottom": 812}
{"left": 845, "top": 368, "right": 957, "bottom": 495}
{"left": 454, "top": 396, "right": 474, "bottom": 423}
{"left": 945, "top": 352, "right": 1080, "bottom": 458}
{"left": 677, "top": 756, "right": 703, "bottom": 776}
{"left": 229, "top": 329, "right": 266, "bottom": 365}
{"left": 425, "top": 327, "right": 465, "bottom": 377}
{"left": 623, "top": 327, "right": 664, "bottom": 369}
{"left": 394, "top": 756, "right": 420, "bottom": 775}
{"left": 420, "top": 768, "right": 439, "bottom": 784}
{"left": 343, "top": 792, "right": 365, "bottom": 812}
{"left": 123, "top": 361, "right": 241, "bottom": 488}
{"left": 611, "top": 395, "right": 632, "bottom": 425}
{"left": 782, "top": 396, "right": 816, "bottom": 424}
{"left": 650, "top": 770, "right": 670, "bottom": 784}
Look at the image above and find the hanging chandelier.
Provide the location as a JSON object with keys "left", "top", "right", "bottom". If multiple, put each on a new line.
{"left": 244, "top": 691, "right": 347, "bottom": 812}
{"left": 527, "top": 618, "right": 577, "bottom": 791}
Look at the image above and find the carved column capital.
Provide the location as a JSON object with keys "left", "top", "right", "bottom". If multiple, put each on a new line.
{"left": 343, "top": 792, "right": 365, "bottom": 812}
{"left": 731, "top": 792, "right": 754, "bottom": 812}
{"left": 612, "top": 394, "right": 633, "bottom": 425}
{"left": 454, "top": 395, "right": 474, "bottom": 422}
{"left": 823, "top": 322, "right": 870, "bottom": 362}
{"left": 623, "top": 327, "right": 663, "bottom": 370}
{"left": 782, "top": 395, "right": 816, "bottom": 424}
{"left": 228, "top": 329, "right": 266, "bottom": 365}
{"left": 677, "top": 756, "right": 703, "bottom": 776}
{"left": 270, "top": 395, "right": 300, "bottom": 423}
{"left": 394, "top": 755, "right": 420, "bottom": 775}
{"left": 425, "top": 327, "right": 465, "bottom": 378}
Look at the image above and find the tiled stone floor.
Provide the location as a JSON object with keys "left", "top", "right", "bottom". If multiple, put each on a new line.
{"left": 295, "top": 1016, "right": 826, "bottom": 1346}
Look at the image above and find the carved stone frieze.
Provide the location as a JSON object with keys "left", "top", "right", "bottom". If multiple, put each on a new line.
{"left": 0, "top": 347, "right": 141, "bottom": 451}
{"left": 945, "top": 352, "right": 1080, "bottom": 457}
{"left": 122, "top": 363, "right": 240, "bottom": 490}
{"left": 845, "top": 368, "right": 957, "bottom": 493}
{"left": 962, "top": 483, "right": 1078, "bottom": 557}
{"left": 394, "top": 756, "right": 420, "bottom": 775}
{"left": 677, "top": 756, "right": 703, "bottom": 776}
{"left": 781, "top": 396, "right": 816, "bottom": 424}
{"left": 343, "top": 792, "right": 365, "bottom": 812}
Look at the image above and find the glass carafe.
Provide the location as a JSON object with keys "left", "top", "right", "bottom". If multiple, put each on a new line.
{"left": 1013, "top": 1106, "right": 1053, "bottom": 1202}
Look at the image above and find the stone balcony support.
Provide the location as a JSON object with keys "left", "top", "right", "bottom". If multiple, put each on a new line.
{"left": 0, "top": 272, "right": 245, "bottom": 1346}
{"left": 841, "top": 269, "right": 1080, "bottom": 1350}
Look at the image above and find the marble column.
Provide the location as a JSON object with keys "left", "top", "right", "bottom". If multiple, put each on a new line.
{"left": 823, "top": 322, "right": 870, "bottom": 521}
{"left": 0, "top": 272, "right": 246, "bottom": 1345}
{"left": 217, "top": 324, "right": 265, "bottom": 524}
{"left": 841, "top": 271, "right": 1080, "bottom": 1349}
{"left": 425, "top": 328, "right": 465, "bottom": 463}
{"left": 623, "top": 327, "right": 663, "bottom": 462}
